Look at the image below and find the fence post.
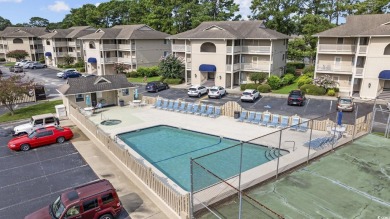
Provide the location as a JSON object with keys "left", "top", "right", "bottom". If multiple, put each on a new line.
{"left": 190, "top": 158, "right": 194, "bottom": 219}
{"left": 276, "top": 131, "right": 282, "bottom": 179}
{"left": 385, "top": 113, "right": 390, "bottom": 138}
{"left": 331, "top": 112, "right": 338, "bottom": 150}
{"left": 370, "top": 99, "right": 377, "bottom": 133}
{"left": 352, "top": 105, "right": 358, "bottom": 141}
{"left": 306, "top": 121, "right": 314, "bottom": 164}
{"left": 238, "top": 142, "right": 244, "bottom": 219}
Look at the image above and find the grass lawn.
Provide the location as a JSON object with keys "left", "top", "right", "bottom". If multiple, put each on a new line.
{"left": 127, "top": 76, "right": 162, "bottom": 83}
{"left": 272, "top": 81, "right": 298, "bottom": 94}
{"left": 0, "top": 100, "right": 63, "bottom": 123}
{"left": 4, "top": 62, "right": 15, "bottom": 66}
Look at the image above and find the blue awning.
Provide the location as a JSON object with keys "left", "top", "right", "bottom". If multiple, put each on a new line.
{"left": 379, "top": 70, "right": 390, "bottom": 80}
{"left": 44, "top": 52, "right": 52, "bottom": 56}
{"left": 87, "top": 57, "right": 97, "bottom": 63}
{"left": 199, "top": 64, "right": 216, "bottom": 72}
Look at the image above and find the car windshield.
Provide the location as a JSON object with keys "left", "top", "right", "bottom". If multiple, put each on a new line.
{"left": 243, "top": 92, "right": 251, "bottom": 95}
{"left": 189, "top": 88, "right": 197, "bottom": 91}
{"left": 51, "top": 196, "right": 65, "bottom": 219}
{"left": 340, "top": 99, "right": 352, "bottom": 104}
{"left": 290, "top": 94, "right": 302, "bottom": 98}
{"left": 210, "top": 89, "right": 218, "bottom": 92}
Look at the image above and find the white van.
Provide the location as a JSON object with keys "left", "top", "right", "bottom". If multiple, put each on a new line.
{"left": 12, "top": 113, "right": 59, "bottom": 136}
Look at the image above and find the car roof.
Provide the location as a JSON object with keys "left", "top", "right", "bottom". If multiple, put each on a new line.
{"left": 210, "top": 86, "right": 222, "bottom": 89}
{"left": 32, "top": 113, "right": 55, "bottom": 120}
{"left": 243, "top": 89, "right": 255, "bottom": 92}
{"left": 189, "top": 85, "right": 202, "bottom": 88}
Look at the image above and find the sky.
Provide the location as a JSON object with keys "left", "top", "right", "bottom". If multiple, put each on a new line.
{"left": 0, "top": 0, "right": 252, "bottom": 24}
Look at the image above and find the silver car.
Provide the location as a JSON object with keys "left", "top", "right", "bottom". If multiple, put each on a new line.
{"left": 188, "top": 85, "right": 208, "bottom": 97}
{"left": 28, "top": 62, "right": 47, "bottom": 69}
{"left": 208, "top": 86, "right": 227, "bottom": 99}
{"left": 240, "top": 89, "right": 260, "bottom": 102}
{"left": 337, "top": 96, "right": 354, "bottom": 112}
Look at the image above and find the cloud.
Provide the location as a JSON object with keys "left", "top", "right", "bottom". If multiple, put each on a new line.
{"left": 0, "top": 0, "right": 22, "bottom": 2}
{"left": 48, "top": 1, "right": 70, "bottom": 12}
{"left": 95, "top": 3, "right": 101, "bottom": 7}
{"left": 234, "top": 0, "right": 251, "bottom": 19}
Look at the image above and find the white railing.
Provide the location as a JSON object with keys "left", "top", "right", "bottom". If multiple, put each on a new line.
{"left": 317, "top": 64, "right": 353, "bottom": 73}
{"left": 358, "top": 45, "right": 367, "bottom": 54}
{"left": 118, "top": 44, "right": 135, "bottom": 50}
{"left": 0, "top": 49, "right": 5, "bottom": 53}
{"left": 55, "top": 52, "right": 67, "bottom": 57}
{"left": 226, "top": 46, "right": 242, "bottom": 53}
{"left": 318, "top": 44, "right": 356, "bottom": 53}
{"left": 33, "top": 49, "right": 44, "bottom": 53}
{"left": 172, "top": 44, "right": 185, "bottom": 52}
{"left": 186, "top": 45, "right": 191, "bottom": 52}
{"left": 100, "top": 44, "right": 117, "bottom": 50}
{"left": 241, "top": 63, "right": 270, "bottom": 71}
{"left": 355, "top": 67, "right": 364, "bottom": 76}
{"left": 103, "top": 57, "right": 118, "bottom": 63}
{"left": 54, "top": 41, "right": 67, "bottom": 47}
{"left": 241, "top": 46, "right": 271, "bottom": 54}
{"left": 226, "top": 63, "right": 241, "bottom": 72}
{"left": 68, "top": 41, "right": 76, "bottom": 47}
{"left": 117, "top": 57, "right": 137, "bottom": 64}
{"left": 186, "top": 62, "right": 191, "bottom": 70}
{"left": 29, "top": 40, "right": 42, "bottom": 45}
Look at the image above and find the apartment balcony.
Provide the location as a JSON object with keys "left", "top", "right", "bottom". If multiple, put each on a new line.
{"left": 241, "top": 63, "right": 270, "bottom": 72}
{"left": 103, "top": 57, "right": 118, "bottom": 63}
{"left": 55, "top": 52, "right": 67, "bottom": 57}
{"left": 54, "top": 41, "right": 68, "bottom": 47}
{"left": 355, "top": 67, "right": 364, "bottom": 77}
{"left": 318, "top": 44, "right": 356, "bottom": 54}
{"left": 241, "top": 46, "right": 271, "bottom": 54}
{"left": 226, "top": 46, "right": 242, "bottom": 53}
{"left": 29, "top": 40, "right": 42, "bottom": 45}
{"left": 33, "top": 49, "right": 43, "bottom": 53}
{"left": 117, "top": 57, "right": 136, "bottom": 64}
{"left": 0, "top": 48, "right": 5, "bottom": 53}
{"left": 226, "top": 63, "right": 241, "bottom": 72}
{"left": 358, "top": 45, "right": 368, "bottom": 54}
{"left": 316, "top": 64, "right": 353, "bottom": 74}
{"left": 172, "top": 44, "right": 191, "bottom": 53}
{"left": 118, "top": 44, "right": 135, "bottom": 50}
{"left": 68, "top": 41, "right": 76, "bottom": 47}
{"left": 100, "top": 44, "right": 117, "bottom": 50}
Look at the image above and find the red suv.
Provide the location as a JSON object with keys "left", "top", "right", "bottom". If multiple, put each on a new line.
{"left": 25, "top": 179, "right": 122, "bottom": 219}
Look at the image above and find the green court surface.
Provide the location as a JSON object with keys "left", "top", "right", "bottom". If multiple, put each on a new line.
{"left": 199, "top": 134, "right": 390, "bottom": 219}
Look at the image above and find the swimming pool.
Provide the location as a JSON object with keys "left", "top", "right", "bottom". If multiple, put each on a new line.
{"left": 117, "top": 125, "right": 288, "bottom": 191}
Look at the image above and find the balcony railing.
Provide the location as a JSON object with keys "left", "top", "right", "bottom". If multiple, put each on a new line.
{"left": 318, "top": 44, "right": 356, "bottom": 53}
{"left": 316, "top": 64, "right": 353, "bottom": 73}
{"left": 68, "top": 41, "right": 76, "bottom": 47}
{"left": 100, "top": 44, "right": 117, "bottom": 50}
{"left": 241, "top": 46, "right": 271, "bottom": 54}
{"left": 54, "top": 41, "right": 68, "bottom": 47}
{"left": 55, "top": 52, "right": 67, "bottom": 57}
{"left": 118, "top": 44, "right": 135, "bottom": 50}
{"left": 29, "top": 40, "right": 42, "bottom": 45}
{"left": 186, "top": 62, "right": 191, "bottom": 70}
{"left": 0, "top": 48, "right": 5, "bottom": 53}
{"left": 226, "top": 63, "right": 241, "bottom": 72}
{"left": 358, "top": 45, "right": 368, "bottom": 54}
{"left": 226, "top": 46, "right": 242, "bottom": 53}
{"left": 172, "top": 44, "right": 191, "bottom": 52}
{"left": 103, "top": 57, "right": 118, "bottom": 63}
{"left": 241, "top": 63, "right": 270, "bottom": 72}
{"left": 355, "top": 67, "right": 364, "bottom": 76}
{"left": 117, "top": 57, "right": 136, "bottom": 64}
{"left": 33, "top": 49, "right": 43, "bottom": 53}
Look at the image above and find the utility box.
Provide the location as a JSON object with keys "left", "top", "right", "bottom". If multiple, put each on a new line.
{"left": 55, "top": 104, "right": 67, "bottom": 119}
{"left": 234, "top": 111, "right": 240, "bottom": 119}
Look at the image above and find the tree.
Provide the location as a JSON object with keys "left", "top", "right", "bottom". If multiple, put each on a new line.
{"left": 158, "top": 55, "right": 184, "bottom": 79}
{"left": 63, "top": 54, "right": 75, "bottom": 65}
{"left": 0, "top": 74, "right": 35, "bottom": 115}
{"left": 29, "top": 17, "right": 49, "bottom": 27}
{"left": 288, "top": 38, "right": 309, "bottom": 62}
{"left": 352, "top": 0, "right": 390, "bottom": 15}
{"left": 249, "top": 72, "right": 267, "bottom": 84}
{"left": 313, "top": 74, "right": 338, "bottom": 89}
{"left": 0, "top": 16, "right": 11, "bottom": 31}
{"left": 6, "top": 50, "right": 29, "bottom": 60}
{"left": 61, "top": 4, "right": 102, "bottom": 28}
{"left": 114, "top": 63, "right": 129, "bottom": 74}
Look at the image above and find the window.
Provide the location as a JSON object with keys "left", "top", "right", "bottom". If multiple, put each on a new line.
{"left": 348, "top": 77, "right": 352, "bottom": 85}
{"left": 66, "top": 205, "right": 80, "bottom": 217}
{"left": 282, "top": 54, "right": 285, "bottom": 61}
{"left": 13, "top": 38, "right": 23, "bottom": 44}
{"left": 45, "top": 117, "right": 55, "bottom": 124}
{"left": 46, "top": 40, "right": 50, "bottom": 45}
{"left": 69, "top": 48, "right": 73, "bottom": 52}
{"left": 122, "top": 88, "right": 129, "bottom": 96}
{"left": 118, "top": 51, "right": 123, "bottom": 57}
{"left": 82, "top": 199, "right": 98, "bottom": 211}
{"left": 101, "top": 193, "right": 114, "bottom": 204}
{"left": 41, "top": 130, "right": 54, "bottom": 137}
{"left": 337, "top": 38, "right": 344, "bottom": 44}
{"left": 76, "top": 94, "right": 84, "bottom": 102}
{"left": 384, "top": 44, "right": 390, "bottom": 55}
{"left": 89, "top": 41, "right": 96, "bottom": 49}
{"left": 200, "top": 42, "right": 216, "bottom": 53}
{"left": 164, "top": 39, "right": 168, "bottom": 44}
{"left": 333, "top": 76, "right": 339, "bottom": 82}
{"left": 34, "top": 119, "right": 44, "bottom": 125}
{"left": 163, "top": 51, "right": 169, "bottom": 57}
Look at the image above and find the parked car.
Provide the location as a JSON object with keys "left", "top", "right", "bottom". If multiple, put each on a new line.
{"left": 337, "top": 96, "right": 354, "bottom": 112}
{"left": 82, "top": 74, "right": 97, "bottom": 77}
{"left": 188, "top": 85, "right": 208, "bottom": 97}
{"left": 31, "top": 84, "right": 47, "bottom": 101}
{"left": 25, "top": 179, "right": 122, "bottom": 219}
{"left": 287, "top": 90, "right": 306, "bottom": 106}
{"left": 9, "top": 65, "right": 24, "bottom": 73}
{"left": 8, "top": 126, "right": 73, "bottom": 151}
{"left": 208, "top": 86, "right": 227, "bottom": 99}
{"left": 63, "top": 71, "right": 82, "bottom": 79}
{"left": 57, "top": 68, "right": 76, "bottom": 78}
{"left": 145, "top": 81, "right": 169, "bottom": 92}
{"left": 28, "top": 62, "right": 47, "bottom": 69}
{"left": 241, "top": 89, "right": 261, "bottom": 102}
{"left": 12, "top": 113, "right": 59, "bottom": 136}
{"left": 387, "top": 102, "right": 390, "bottom": 110}
{"left": 22, "top": 61, "right": 34, "bottom": 69}
{"left": 15, "top": 60, "right": 29, "bottom": 66}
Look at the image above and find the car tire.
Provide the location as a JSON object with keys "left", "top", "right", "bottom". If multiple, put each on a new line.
{"left": 252, "top": 98, "right": 255, "bottom": 103}
{"left": 32, "top": 67, "right": 36, "bottom": 69}
{"left": 99, "top": 214, "right": 113, "bottom": 219}
{"left": 219, "top": 94, "right": 222, "bottom": 99}
{"left": 17, "top": 132, "right": 27, "bottom": 136}
{"left": 20, "top": 144, "right": 30, "bottom": 151}
{"left": 57, "top": 137, "right": 65, "bottom": 143}
{"left": 198, "top": 93, "right": 201, "bottom": 98}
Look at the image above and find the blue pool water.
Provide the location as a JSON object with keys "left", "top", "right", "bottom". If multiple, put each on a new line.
{"left": 118, "top": 125, "right": 286, "bottom": 191}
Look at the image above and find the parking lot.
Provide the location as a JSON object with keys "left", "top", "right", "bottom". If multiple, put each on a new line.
{"left": 0, "top": 122, "right": 99, "bottom": 219}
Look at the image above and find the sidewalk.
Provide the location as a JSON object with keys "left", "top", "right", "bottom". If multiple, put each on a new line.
{"left": 62, "top": 119, "right": 168, "bottom": 219}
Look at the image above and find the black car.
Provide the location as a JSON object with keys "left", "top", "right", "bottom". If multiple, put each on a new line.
{"left": 287, "top": 90, "right": 306, "bottom": 106}
{"left": 145, "top": 81, "right": 169, "bottom": 92}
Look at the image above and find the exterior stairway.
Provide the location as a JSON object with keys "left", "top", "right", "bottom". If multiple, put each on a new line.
{"left": 377, "top": 88, "right": 390, "bottom": 100}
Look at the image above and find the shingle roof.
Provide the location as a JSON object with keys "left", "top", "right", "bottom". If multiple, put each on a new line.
{"left": 0, "top": 27, "right": 48, "bottom": 37}
{"left": 40, "top": 26, "right": 96, "bottom": 39}
{"left": 314, "top": 14, "right": 390, "bottom": 37}
{"left": 78, "top": 25, "right": 170, "bottom": 40}
{"left": 57, "top": 74, "right": 134, "bottom": 95}
{"left": 169, "top": 20, "right": 289, "bottom": 39}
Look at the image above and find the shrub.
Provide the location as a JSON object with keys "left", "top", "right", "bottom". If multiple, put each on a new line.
{"left": 303, "top": 65, "right": 315, "bottom": 75}
{"left": 57, "top": 64, "right": 64, "bottom": 68}
{"left": 63, "top": 65, "right": 73, "bottom": 69}
{"left": 287, "top": 62, "right": 305, "bottom": 69}
{"left": 126, "top": 71, "right": 139, "bottom": 78}
{"left": 249, "top": 72, "right": 267, "bottom": 84}
{"left": 240, "top": 84, "right": 246, "bottom": 91}
{"left": 286, "top": 65, "right": 296, "bottom": 74}
{"left": 267, "top": 75, "right": 282, "bottom": 90}
{"left": 137, "top": 66, "right": 160, "bottom": 77}
{"left": 304, "top": 72, "right": 314, "bottom": 78}
{"left": 297, "top": 75, "right": 313, "bottom": 88}
{"left": 39, "top": 57, "right": 45, "bottom": 64}
{"left": 74, "top": 59, "right": 85, "bottom": 68}
{"left": 281, "top": 73, "right": 295, "bottom": 85}
{"left": 257, "top": 84, "right": 271, "bottom": 93}
{"left": 245, "top": 83, "right": 259, "bottom": 90}
{"left": 300, "top": 84, "right": 326, "bottom": 95}
{"left": 163, "top": 78, "right": 182, "bottom": 84}
{"left": 77, "top": 67, "right": 85, "bottom": 73}
{"left": 0, "top": 58, "right": 6, "bottom": 62}
{"left": 327, "top": 89, "right": 336, "bottom": 96}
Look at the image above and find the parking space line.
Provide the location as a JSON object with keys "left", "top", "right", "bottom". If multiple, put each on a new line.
{"left": 251, "top": 97, "right": 262, "bottom": 107}
{"left": 303, "top": 99, "right": 311, "bottom": 113}
{"left": 329, "top": 100, "right": 333, "bottom": 111}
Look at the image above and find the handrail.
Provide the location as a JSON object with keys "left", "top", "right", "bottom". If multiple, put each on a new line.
{"left": 285, "top": 141, "right": 296, "bottom": 151}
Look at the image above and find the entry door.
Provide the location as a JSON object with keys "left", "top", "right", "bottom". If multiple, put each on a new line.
{"left": 208, "top": 72, "right": 215, "bottom": 79}
{"left": 334, "top": 57, "right": 341, "bottom": 70}
{"left": 91, "top": 93, "right": 97, "bottom": 107}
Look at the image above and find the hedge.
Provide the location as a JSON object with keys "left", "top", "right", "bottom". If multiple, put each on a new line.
{"left": 257, "top": 84, "right": 271, "bottom": 93}
{"left": 137, "top": 66, "right": 159, "bottom": 77}
{"left": 267, "top": 75, "right": 282, "bottom": 90}
{"left": 287, "top": 62, "right": 305, "bottom": 69}
{"left": 77, "top": 67, "right": 85, "bottom": 73}
{"left": 282, "top": 73, "right": 295, "bottom": 85}
{"left": 297, "top": 75, "right": 313, "bottom": 88}
{"left": 0, "top": 58, "right": 5, "bottom": 62}
{"left": 240, "top": 84, "right": 247, "bottom": 91}
{"left": 300, "top": 84, "right": 326, "bottom": 95}
{"left": 163, "top": 78, "right": 182, "bottom": 84}
{"left": 245, "top": 83, "right": 259, "bottom": 90}
{"left": 303, "top": 65, "right": 315, "bottom": 75}
{"left": 327, "top": 89, "right": 336, "bottom": 96}
{"left": 126, "top": 71, "right": 139, "bottom": 78}
{"left": 286, "top": 65, "right": 296, "bottom": 74}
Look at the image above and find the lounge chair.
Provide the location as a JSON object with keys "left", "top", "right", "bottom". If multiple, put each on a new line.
{"left": 159, "top": 99, "right": 168, "bottom": 110}
{"left": 298, "top": 119, "right": 309, "bottom": 132}
{"left": 260, "top": 113, "right": 270, "bottom": 126}
{"left": 237, "top": 111, "right": 247, "bottom": 122}
{"left": 196, "top": 104, "right": 206, "bottom": 116}
{"left": 245, "top": 111, "right": 255, "bottom": 123}
{"left": 190, "top": 104, "right": 199, "bottom": 114}
{"left": 184, "top": 103, "right": 193, "bottom": 114}
{"left": 290, "top": 117, "right": 300, "bottom": 131}
{"left": 140, "top": 100, "right": 147, "bottom": 107}
{"left": 251, "top": 112, "right": 262, "bottom": 124}
{"left": 202, "top": 105, "right": 214, "bottom": 117}
{"left": 165, "top": 100, "right": 174, "bottom": 110}
{"left": 278, "top": 116, "right": 289, "bottom": 128}
{"left": 210, "top": 107, "right": 221, "bottom": 118}
{"left": 176, "top": 101, "right": 186, "bottom": 112}
{"left": 171, "top": 100, "right": 179, "bottom": 111}
{"left": 153, "top": 98, "right": 162, "bottom": 108}
{"left": 267, "top": 114, "right": 280, "bottom": 128}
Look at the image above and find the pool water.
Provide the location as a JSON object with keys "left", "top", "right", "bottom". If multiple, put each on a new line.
{"left": 118, "top": 125, "right": 286, "bottom": 191}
